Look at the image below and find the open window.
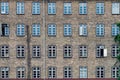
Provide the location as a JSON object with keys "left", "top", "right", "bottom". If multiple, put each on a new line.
{"left": 0, "top": 24, "right": 9, "bottom": 36}
{"left": 97, "top": 46, "right": 107, "bottom": 57}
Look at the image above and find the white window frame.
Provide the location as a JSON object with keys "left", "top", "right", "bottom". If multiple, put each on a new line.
{"left": 112, "top": 24, "right": 120, "bottom": 36}
{"left": 112, "top": 66, "right": 119, "bottom": 78}
{"left": 64, "top": 67, "right": 72, "bottom": 78}
{"left": 48, "top": 24, "right": 56, "bottom": 36}
{"left": 96, "top": 66, "right": 105, "bottom": 78}
{"left": 112, "top": 45, "right": 119, "bottom": 57}
{"left": 0, "top": 24, "right": 9, "bottom": 36}
{"left": 32, "top": 2, "right": 40, "bottom": 14}
{"left": 96, "top": 45, "right": 105, "bottom": 57}
{"left": 79, "top": 24, "right": 87, "bottom": 36}
{"left": 48, "top": 3, "right": 56, "bottom": 14}
{"left": 32, "top": 45, "right": 40, "bottom": 58}
{"left": 1, "top": 67, "right": 9, "bottom": 78}
{"left": 16, "top": 67, "right": 25, "bottom": 78}
{"left": 0, "top": 45, "right": 9, "bottom": 57}
{"left": 64, "top": 3, "right": 72, "bottom": 14}
{"left": 112, "top": 3, "right": 120, "bottom": 14}
{"left": 64, "top": 24, "right": 72, "bottom": 36}
{"left": 64, "top": 45, "right": 72, "bottom": 58}
{"left": 48, "top": 45, "right": 56, "bottom": 58}
{"left": 96, "top": 24, "right": 104, "bottom": 37}
{"left": 32, "top": 67, "right": 40, "bottom": 78}
{"left": 17, "top": 45, "right": 25, "bottom": 58}
{"left": 96, "top": 2, "right": 104, "bottom": 14}
{"left": 16, "top": 2, "right": 24, "bottom": 14}
{"left": 79, "top": 45, "right": 87, "bottom": 57}
{"left": 32, "top": 23, "right": 40, "bottom": 36}
{"left": 48, "top": 67, "right": 56, "bottom": 78}
{"left": 16, "top": 24, "right": 25, "bottom": 36}
{"left": 80, "top": 66, "right": 87, "bottom": 78}
{"left": 79, "top": 3, "right": 87, "bottom": 14}
{"left": 1, "top": 2, "right": 9, "bottom": 14}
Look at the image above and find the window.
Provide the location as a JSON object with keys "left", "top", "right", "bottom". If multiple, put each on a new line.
{"left": 16, "top": 24, "right": 25, "bottom": 36}
{"left": 32, "top": 2, "right": 40, "bottom": 14}
{"left": 64, "top": 24, "right": 72, "bottom": 36}
{"left": 96, "top": 66, "right": 105, "bottom": 78}
{"left": 0, "top": 45, "right": 9, "bottom": 57}
{"left": 16, "top": 2, "right": 24, "bottom": 14}
{"left": 32, "top": 45, "right": 40, "bottom": 58}
{"left": 64, "top": 45, "right": 72, "bottom": 58}
{"left": 80, "top": 66, "right": 87, "bottom": 78}
{"left": 112, "top": 66, "right": 119, "bottom": 78}
{"left": 1, "top": 2, "right": 9, "bottom": 14}
{"left": 96, "top": 45, "right": 105, "bottom": 57}
{"left": 48, "top": 45, "right": 56, "bottom": 58}
{"left": 64, "top": 3, "right": 72, "bottom": 14}
{"left": 79, "top": 45, "right": 87, "bottom": 57}
{"left": 112, "top": 24, "right": 119, "bottom": 36}
{"left": 16, "top": 67, "right": 25, "bottom": 78}
{"left": 1, "top": 67, "right": 9, "bottom": 78}
{"left": 96, "top": 24, "right": 104, "bottom": 37}
{"left": 112, "top": 3, "right": 120, "bottom": 14}
{"left": 96, "top": 3, "right": 104, "bottom": 14}
{"left": 32, "top": 67, "right": 40, "bottom": 78}
{"left": 79, "top": 3, "right": 87, "bottom": 14}
{"left": 17, "top": 45, "right": 25, "bottom": 58}
{"left": 48, "top": 3, "right": 56, "bottom": 14}
{"left": 0, "top": 24, "right": 9, "bottom": 36}
{"left": 64, "top": 67, "right": 72, "bottom": 78}
{"left": 112, "top": 45, "right": 119, "bottom": 57}
{"left": 48, "top": 24, "right": 56, "bottom": 36}
{"left": 79, "top": 24, "right": 87, "bottom": 36}
{"left": 48, "top": 67, "right": 56, "bottom": 78}
{"left": 32, "top": 24, "right": 40, "bottom": 36}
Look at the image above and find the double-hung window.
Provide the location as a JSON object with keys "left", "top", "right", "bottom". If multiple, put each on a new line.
{"left": 16, "top": 67, "right": 25, "bottom": 78}
{"left": 96, "top": 24, "right": 104, "bottom": 37}
{"left": 0, "top": 45, "right": 9, "bottom": 57}
{"left": 48, "top": 45, "right": 56, "bottom": 58}
{"left": 32, "top": 24, "right": 40, "bottom": 36}
{"left": 32, "top": 45, "right": 40, "bottom": 58}
{"left": 80, "top": 66, "right": 87, "bottom": 78}
{"left": 16, "top": 2, "right": 24, "bottom": 14}
{"left": 64, "top": 45, "right": 72, "bottom": 58}
{"left": 96, "top": 3, "right": 104, "bottom": 14}
{"left": 64, "top": 67, "right": 72, "bottom": 78}
{"left": 112, "top": 45, "right": 119, "bottom": 57}
{"left": 79, "top": 3, "right": 87, "bottom": 14}
{"left": 48, "top": 3, "right": 56, "bottom": 14}
{"left": 16, "top": 24, "right": 25, "bottom": 36}
{"left": 96, "top": 66, "right": 105, "bottom": 78}
{"left": 112, "top": 66, "right": 119, "bottom": 78}
{"left": 48, "top": 67, "right": 56, "bottom": 78}
{"left": 1, "top": 2, "right": 9, "bottom": 14}
{"left": 79, "top": 45, "right": 87, "bottom": 57}
{"left": 64, "top": 3, "right": 72, "bottom": 14}
{"left": 32, "top": 67, "right": 40, "bottom": 78}
{"left": 32, "top": 2, "right": 40, "bottom": 14}
{"left": 1, "top": 67, "right": 9, "bottom": 78}
{"left": 64, "top": 24, "right": 72, "bottom": 36}
{"left": 17, "top": 45, "right": 25, "bottom": 58}
{"left": 112, "top": 3, "right": 120, "bottom": 14}
{"left": 48, "top": 24, "right": 56, "bottom": 36}
{"left": 112, "top": 24, "right": 119, "bottom": 36}
{"left": 79, "top": 24, "right": 87, "bottom": 36}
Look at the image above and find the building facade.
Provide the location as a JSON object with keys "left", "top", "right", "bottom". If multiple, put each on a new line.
{"left": 0, "top": 0, "right": 119, "bottom": 79}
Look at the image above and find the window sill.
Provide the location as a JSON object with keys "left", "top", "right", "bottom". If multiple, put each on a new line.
{"left": 48, "top": 35, "right": 56, "bottom": 37}
{"left": 32, "top": 35, "right": 40, "bottom": 37}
